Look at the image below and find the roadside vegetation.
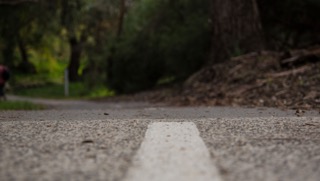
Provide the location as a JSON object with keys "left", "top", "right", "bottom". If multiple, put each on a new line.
{"left": 12, "top": 82, "right": 114, "bottom": 99}
{"left": 0, "top": 0, "right": 319, "bottom": 110}
{"left": 0, "top": 100, "right": 46, "bottom": 110}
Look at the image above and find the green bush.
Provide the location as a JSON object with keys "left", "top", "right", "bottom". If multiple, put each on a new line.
{"left": 0, "top": 101, "right": 45, "bottom": 110}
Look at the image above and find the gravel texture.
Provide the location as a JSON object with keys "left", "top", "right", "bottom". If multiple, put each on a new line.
{"left": 1, "top": 99, "right": 320, "bottom": 181}
{"left": 0, "top": 119, "right": 149, "bottom": 181}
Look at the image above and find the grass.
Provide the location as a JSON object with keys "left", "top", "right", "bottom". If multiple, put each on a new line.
{"left": 0, "top": 101, "right": 46, "bottom": 110}
{"left": 13, "top": 82, "right": 115, "bottom": 99}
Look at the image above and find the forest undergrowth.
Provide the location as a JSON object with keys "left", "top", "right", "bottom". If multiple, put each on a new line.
{"left": 109, "top": 46, "right": 320, "bottom": 112}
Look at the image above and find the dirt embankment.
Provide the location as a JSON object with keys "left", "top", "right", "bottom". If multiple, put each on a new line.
{"left": 128, "top": 46, "right": 320, "bottom": 112}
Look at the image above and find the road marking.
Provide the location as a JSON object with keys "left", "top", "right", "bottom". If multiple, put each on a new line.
{"left": 124, "top": 122, "right": 222, "bottom": 181}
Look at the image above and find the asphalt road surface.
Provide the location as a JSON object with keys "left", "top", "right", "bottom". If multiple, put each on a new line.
{"left": 1, "top": 97, "right": 320, "bottom": 181}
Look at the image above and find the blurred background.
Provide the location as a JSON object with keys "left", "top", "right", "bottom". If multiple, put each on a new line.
{"left": 0, "top": 0, "right": 319, "bottom": 107}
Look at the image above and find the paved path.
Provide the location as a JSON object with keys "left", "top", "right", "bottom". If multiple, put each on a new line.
{"left": 1, "top": 96, "right": 320, "bottom": 181}
{"left": 124, "top": 122, "right": 222, "bottom": 181}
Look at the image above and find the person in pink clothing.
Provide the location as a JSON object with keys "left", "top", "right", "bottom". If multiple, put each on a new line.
{"left": 0, "top": 65, "right": 10, "bottom": 100}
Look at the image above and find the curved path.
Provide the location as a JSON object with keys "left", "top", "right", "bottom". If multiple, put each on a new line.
{"left": 7, "top": 95, "right": 153, "bottom": 110}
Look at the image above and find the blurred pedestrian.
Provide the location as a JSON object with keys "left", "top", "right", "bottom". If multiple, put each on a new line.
{"left": 0, "top": 65, "right": 10, "bottom": 100}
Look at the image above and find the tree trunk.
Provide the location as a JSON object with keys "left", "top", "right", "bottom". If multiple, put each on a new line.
{"left": 209, "top": 0, "right": 264, "bottom": 64}
{"left": 68, "top": 36, "right": 82, "bottom": 82}
{"left": 2, "top": 41, "right": 15, "bottom": 67}
{"left": 106, "top": 0, "right": 126, "bottom": 82}
{"left": 17, "top": 36, "right": 36, "bottom": 73}
{"left": 116, "top": 0, "right": 126, "bottom": 37}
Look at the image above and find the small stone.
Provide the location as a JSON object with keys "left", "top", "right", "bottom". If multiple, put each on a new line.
{"left": 82, "top": 139, "right": 94, "bottom": 144}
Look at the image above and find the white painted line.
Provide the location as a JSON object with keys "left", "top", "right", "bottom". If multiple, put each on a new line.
{"left": 124, "top": 122, "right": 222, "bottom": 181}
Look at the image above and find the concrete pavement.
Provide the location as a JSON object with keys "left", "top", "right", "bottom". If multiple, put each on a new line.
{"left": 0, "top": 100, "right": 320, "bottom": 181}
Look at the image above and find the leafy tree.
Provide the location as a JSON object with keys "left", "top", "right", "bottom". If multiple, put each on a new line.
{"left": 83, "top": 0, "right": 121, "bottom": 86}
{"left": 0, "top": 0, "right": 59, "bottom": 73}
{"left": 59, "top": 0, "right": 122, "bottom": 82}
{"left": 59, "top": 0, "right": 89, "bottom": 82}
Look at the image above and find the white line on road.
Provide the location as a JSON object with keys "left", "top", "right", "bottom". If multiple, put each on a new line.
{"left": 124, "top": 122, "right": 222, "bottom": 181}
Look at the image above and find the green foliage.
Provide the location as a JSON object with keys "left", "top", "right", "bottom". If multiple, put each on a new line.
{"left": 0, "top": 101, "right": 45, "bottom": 110}
{"left": 0, "top": 1, "right": 59, "bottom": 67}
{"left": 86, "top": 85, "right": 115, "bottom": 98}
{"left": 28, "top": 36, "right": 69, "bottom": 75}
{"left": 13, "top": 82, "right": 114, "bottom": 99}
{"left": 0, "top": 0, "right": 118, "bottom": 90}
{"left": 108, "top": 0, "right": 211, "bottom": 93}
